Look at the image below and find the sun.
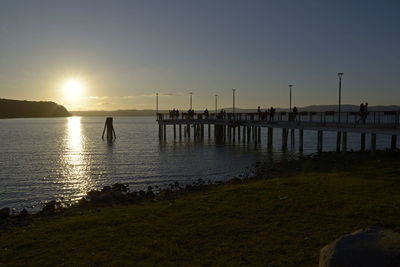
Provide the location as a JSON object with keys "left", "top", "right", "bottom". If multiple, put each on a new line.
{"left": 62, "top": 78, "right": 84, "bottom": 99}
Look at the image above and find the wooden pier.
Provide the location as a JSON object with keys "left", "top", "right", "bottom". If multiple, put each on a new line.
{"left": 157, "top": 111, "right": 400, "bottom": 153}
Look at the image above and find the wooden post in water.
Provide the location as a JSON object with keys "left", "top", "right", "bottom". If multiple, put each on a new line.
{"left": 208, "top": 124, "right": 211, "bottom": 139}
{"left": 238, "top": 126, "right": 241, "bottom": 141}
{"left": 158, "top": 124, "right": 163, "bottom": 139}
{"left": 187, "top": 124, "right": 190, "bottom": 138}
{"left": 173, "top": 124, "right": 176, "bottom": 139}
{"left": 102, "top": 117, "right": 116, "bottom": 141}
{"left": 247, "top": 126, "right": 251, "bottom": 142}
{"left": 361, "top": 133, "right": 366, "bottom": 151}
{"left": 179, "top": 124, "right": 182, "bottom": 139}
{"left": 317, "top": 130, "right": 323, "bottom": 153}
{"left": 342, "top": 132, "right": 347, "bottom": 152}
{"left": 242, "top": 126, "right": 246, "bottom": 143}
{"left": 258, "top": 127, "right": 261, "bottom": 143}
{"left": 371, "top": 133, "right": 377, "bottom": 154}
{"left": 299, "top": 129, "right": 304, "bottom": 152}
{"left": 233, "top": 126, "right": 236, "bottom": 142}
{"left": 391, "top": 135, "right": 397, "bottom": 151}
{"left": 290, "top": 129, "right": 295, "bottom": 146}
{"left": 163, "top": 124, "right": 166, "bottom": 141}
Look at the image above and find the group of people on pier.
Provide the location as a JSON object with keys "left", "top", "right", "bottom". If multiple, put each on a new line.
{"left": 169, "top": 109, "right": 180, "bottom": 118}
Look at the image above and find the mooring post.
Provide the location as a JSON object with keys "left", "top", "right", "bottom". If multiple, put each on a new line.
{"left": 391, "top": 135, "right": 397, "bottom": 151}
{"left": 317, "top": 130, "right": 323, "bottom": 153}
{"left": 342, "top": 132, "right": 347, "bottom": 152}
{"left": 102, "top": 117, "right": 116, "bottom": 141}
{"left": 371, "top": 133, "right": 377, "bottom": 154}
{"left": 336, "top": 132, "right": 341, "bottom": 152}
{"left": 268, "top": 128, "right": 273, "bottom": 149}
{"left": 361, "top": 133, "right": 366, "bottom": 151}
{"left": 299, "top": 129, "right": 304, "bottom": 152}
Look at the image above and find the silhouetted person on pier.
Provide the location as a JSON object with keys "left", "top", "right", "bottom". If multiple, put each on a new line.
{"left": 257, "top": 106, "right": 261, "bottom": 120}
{"left": 357, "top": 103, "right": 365, "bottom": 124}
{"left": 363, "top": 102, "right": 369, "bottom": 124}
{"left": 204, "top": 108, "right": 209, "bottom": 119}
{"left": 292, "top": 106, "right": 298, "bottom": 121}
{"left": 269, "top": 107, "right": 275, "bottom": 121}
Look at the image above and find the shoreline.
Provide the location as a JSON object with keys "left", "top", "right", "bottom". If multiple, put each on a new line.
{"left": 1, "top": 149, "right": 397, "bottom": 230}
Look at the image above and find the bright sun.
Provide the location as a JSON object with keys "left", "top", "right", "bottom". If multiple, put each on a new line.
{"left": 62, "top": 78, "right": 84, "bottom": 99}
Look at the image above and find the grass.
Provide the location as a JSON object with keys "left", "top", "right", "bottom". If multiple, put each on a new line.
{"left": 1, "top": 152, "right": 400, "bottom": 266}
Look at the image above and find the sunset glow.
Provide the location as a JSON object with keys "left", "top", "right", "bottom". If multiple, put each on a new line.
{"left": 62, "top": 78, "right": 84, "bottom": 99}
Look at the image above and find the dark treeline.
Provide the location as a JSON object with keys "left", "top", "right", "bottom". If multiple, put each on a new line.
{"left": 0, "top": 99, "right": 70, "bottom": 118}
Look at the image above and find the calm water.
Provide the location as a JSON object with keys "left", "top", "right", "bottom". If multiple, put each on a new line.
{"left": 0, "top": 116, "right": 394, "bottom": 211}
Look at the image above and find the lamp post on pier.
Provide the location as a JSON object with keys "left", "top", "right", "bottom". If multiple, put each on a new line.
{"left": 215, "top": 94, "right": 218, "bottom": 114}
{"left": 232, "top": 89, "right": 236, "bottom": 115}
{"left": 337, "top": 73, "right": 343, "bottom": 124}
{"left": 289, "top": 84, "right": 293, "bottom": 112}
{"left": 156, "top": 93, "right": 158, "bottom": 115}
{"left": 189, "top": 92, "right": 193, "bottom": 110}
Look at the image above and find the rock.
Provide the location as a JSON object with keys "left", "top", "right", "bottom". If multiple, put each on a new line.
{"left": 0, "top": 207, "right": 10, "bottom": 219}
{"left": 319, "top": 226, "right": 400, "bottom": 267}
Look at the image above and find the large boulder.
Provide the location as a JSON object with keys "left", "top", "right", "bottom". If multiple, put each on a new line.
{"left": 320, "top": 227, "right": 400, "bottom": 267}
{"left": 0, "top": 207, "right": 10, "bottom": 219}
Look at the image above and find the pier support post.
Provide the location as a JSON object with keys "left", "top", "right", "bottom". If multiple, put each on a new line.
{"left": 159, "top": 124, "right": 163, "bottom": 139}
{"left": 187, "top": 124, "right": 190, "bottom": 138}
{"left": 163, "top": 124, "right": 167, "bottom": 141}
{"left": 299, "top": 129, "right": 304, "bottom": 152}
{"left": 336, "top": 132, "right": 341, "bottom": 152}
{"left": 371, "top": 133, "right": 376, "bottom": 154}
{"left": 361, "top": 133, "right": 366, "bottom": 152}
{"left": 238, "top": 126, "right": 241, "bottom": 141}
{"left": 179, "top": 124, "right": 182, "bottom": 139}
{"left": 258, "top": 127, "right": 261, "bottom": 143}
{"left": 201, "top": 124, "right": 204, "bottom": 139}
{"left": 268, "top": 128, "right": 273, "bottom": 149}
{"left": 247, "top": 127, "right": 251, "bottom": 142}
{"left": 290, "top": 129, "right": 295, "bottom": 146}
{"left": 233, "top": 126, "right": 236, "bottom": 142}
{"left": 242, "top": 126, "right": 246, "bottom": 143}
{"left": 208, "top": 124, "right": 211, "bottom": 139}
{"left": 173, "top": 124, "right": 176, "bottom": 139}
{"left": 317, "top": 130, "right": 323, "bottom": 153}
{"left": 391, "top": 135, "right": 397, "bottom": 151}
{"left": 342, "top": 132, "right": 347, "bottom": 152}
{"left": 282, "top": 128, "right": 288, "bottom": 149}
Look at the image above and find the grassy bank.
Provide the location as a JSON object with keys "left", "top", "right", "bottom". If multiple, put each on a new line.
{"left": 1, "top": 152, "right": 400, "bottom": 266}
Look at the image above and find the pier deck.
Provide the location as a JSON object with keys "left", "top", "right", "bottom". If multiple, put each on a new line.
{"left": 157, "top": 111, "right": 400, "bottom": 152}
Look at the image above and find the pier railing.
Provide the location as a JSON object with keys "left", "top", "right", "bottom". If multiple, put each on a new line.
{"left": 157, "top": 111, "right": 400, "bottom": 127}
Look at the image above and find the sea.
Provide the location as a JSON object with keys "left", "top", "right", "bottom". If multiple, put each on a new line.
{"left": 0, "top": 116, "right": 394, "bottom": 211}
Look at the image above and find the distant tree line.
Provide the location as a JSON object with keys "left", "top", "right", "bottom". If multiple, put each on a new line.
{"left": 0, "top": 99, "right": 70, "bottom": 118}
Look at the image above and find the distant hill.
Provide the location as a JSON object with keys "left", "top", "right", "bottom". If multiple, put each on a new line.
{"left": 71, "top": 104, "right": 400, "bottom": 117}
{"left": 0, "top": 99, "right": 71, "bottom": 118}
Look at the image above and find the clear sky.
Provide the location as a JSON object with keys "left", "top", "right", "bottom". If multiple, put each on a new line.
{"left": 1, "top": 0, "right": 399, "bottom": 110}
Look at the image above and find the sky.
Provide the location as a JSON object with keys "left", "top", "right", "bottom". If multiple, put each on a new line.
{"left": 0, "top": 0, "right": 399, "bottom": 111}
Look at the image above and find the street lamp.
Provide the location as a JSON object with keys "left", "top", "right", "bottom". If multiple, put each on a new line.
{"left": 215, "top": 94, "right": 218, "bottom": 114}
{"left": 232, "top": 89, "right": 236, "bottom": 115}
{"left": 189, "top": 92, "right": 193, "bottom": 110}
{"left": 289, "top": 84, "right": 293, "bottom": 112}
{"left": 337, "top": 73, "right": 343, "bottom": 124}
